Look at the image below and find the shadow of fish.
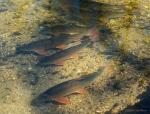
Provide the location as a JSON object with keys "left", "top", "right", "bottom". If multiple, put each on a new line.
{"left": 37, "top": 37, "right": 91, "bottom": 66}
{"left": 0, "top": 8, "right": 8, "bottom": 13}
{"left": 51, "top": 0, "right": 80, "bottom": 20}
{"left": 118, "top": 85, "right": 150, "bottom": 114}
{"left": 121, "top": 53, "right": 150, "bottom": 75}
{"left": 31, "top": 67, "right": 104, "bottom": 106}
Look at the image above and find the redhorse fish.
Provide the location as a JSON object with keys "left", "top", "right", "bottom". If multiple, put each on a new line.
{"left": 16, "top": 26, "right": 99, "bottom": 56}
{"left": 41, "top": 24, "right": 100, "bottom": 41}
{"left": 16, "top": 34, "right": 72, "bottom": 56}
{"left": 31, "top": 68, "right": 104, "bottom": 105}
{"left": 43, "top": 24, "right": 86, "bottom": 36}
{"left": 37, "top": 38, "right": 91, "bottom": 66}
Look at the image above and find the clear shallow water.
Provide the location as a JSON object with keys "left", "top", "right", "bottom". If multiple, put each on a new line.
{"left": 0, "top": 0, "right": 150, "bottom": 114}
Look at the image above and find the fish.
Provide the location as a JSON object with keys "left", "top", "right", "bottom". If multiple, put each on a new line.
{"left": 31, "top": 68, "right": 104, "bottom": 105}
{"left": 40, "top": 24, "right": 100, "bottom": 41}
{"left": 40, "top": 24, "right": 86, "bottom": 36}
{"left": 16, "top": 34, "right": 75, "bottom": 56}
{"left": 37, "top": 37, "right": 91, "bottom": 66}
{"left": 16, "top": 26, "right": 99, "bottom": 56}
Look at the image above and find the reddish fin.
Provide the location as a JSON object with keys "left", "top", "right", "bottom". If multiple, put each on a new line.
{"left": 33, "top": 48, "right": 49, "bottom": 56}
{"left": 68, "top": 53, "right": 78, "bottom": 59}
{"left": 54, "top": 53, "right": 78, "bottom": 65}
{"left": 54, "top": 60, "right": 64, "bottom": 66}
{"left": 53, "top": 97, "right": 71, "bottom": 105}
{"left": 75, "top": 88, "right": 87, "bottom": 94}
{"left": 56, "top": 44, "right": 65, "bottom": 50}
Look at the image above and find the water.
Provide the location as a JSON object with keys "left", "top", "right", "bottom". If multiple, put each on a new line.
{"left": 0, "top": 0, "right": 150, "bottom": 114}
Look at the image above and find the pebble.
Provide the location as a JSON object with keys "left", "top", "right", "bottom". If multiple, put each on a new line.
{"left": 95, "top": 110, "right": 101, "bottom": 114}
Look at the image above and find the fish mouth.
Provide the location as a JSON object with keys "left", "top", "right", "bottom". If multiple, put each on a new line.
{"left": 31, "top": 96, "right": 52, "bottom": 107}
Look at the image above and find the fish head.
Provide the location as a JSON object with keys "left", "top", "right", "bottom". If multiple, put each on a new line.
{"left": 31, "top": 93, "right": 52, "bottom": 106}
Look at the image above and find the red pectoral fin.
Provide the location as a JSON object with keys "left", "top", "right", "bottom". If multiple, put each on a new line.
{"left": 33, "top": 48, "right": 49, "bottom": 56}
{"left": 75, "top": 88, "right": 87, "bottom": 94}
{"left": 56, "top": 44, "right": 65, "bottom": 50}
{"left": 53, "top": 97, "right": 71, "bottom": 105}
{"left": 53, "top": 53, "right": 78, "bottom": 66}
{"left": 68, "top": 53, "right": 78, "bottom": 59}
{"left": 54, "top": 60, "right": 64, "bottom": 66}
